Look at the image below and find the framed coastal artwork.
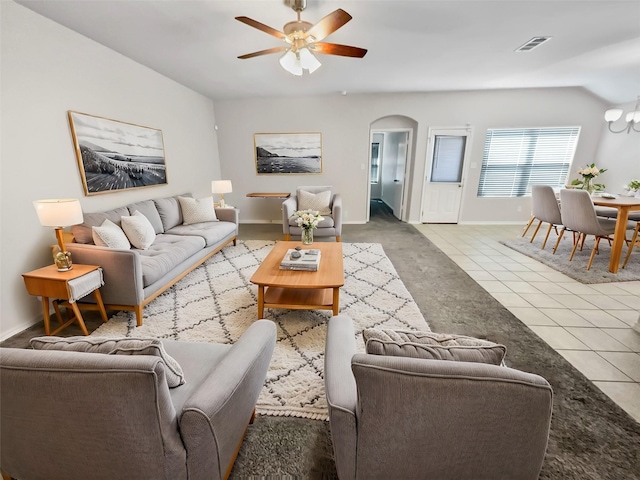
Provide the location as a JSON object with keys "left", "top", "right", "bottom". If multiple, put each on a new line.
{"left": 254, "top": 132, "right": 322, "bottom": 175}
{"left": 68, "top": 111, "right": 168, "bottom": 196}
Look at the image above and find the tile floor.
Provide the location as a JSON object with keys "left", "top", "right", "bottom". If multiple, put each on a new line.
{"left": 414, "top": 223, "right": 640, "bottom": 423}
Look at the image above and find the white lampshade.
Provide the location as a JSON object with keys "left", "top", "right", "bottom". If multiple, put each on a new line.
{"left": 604, "top": 108, "right": 623, "bottom": 122}
{"left": 299, "top": 48, "right": 321, "bottom": 73}
{"left": 279, "top": 50, "right": 303, "bottom": 76}
{"left": 625, "top": 110, "right": 640, "bottom": 123}
{"left": 211, "top": 180, "right": 233, "bottom": 194}
{"left": 33, "top": 199, "right": 83, "bottom": 227}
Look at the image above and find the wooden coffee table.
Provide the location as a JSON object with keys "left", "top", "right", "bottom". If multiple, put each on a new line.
{"left": 250, "top": 241, "right": 344, "bottom": 318}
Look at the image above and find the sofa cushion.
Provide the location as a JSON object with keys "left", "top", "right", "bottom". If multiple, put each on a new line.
{"left": 166, "top": 221, "right": 237, "bottom": 247}
{"left": 298, "top": 189, "right": 332, "bottom": 216}
{"left": 127, "top": 200, "right": 164, "bottom": 234}
{"left": 29, "top": 336, "right": 185, "bottom": 387}
{"left": 178, "top": 196, "right": 218, "bottom": 225}
{"left": 154, "top": 195, "right": 188, "bottom": 231}
{"left": 71, "top": 206, "right": 130, "bottom": 244}
{"left": 92, "top": 219, "right": 131, "bottom": 249}
{"left": 121, "top": 211, "right": 156, "bottom": 250}
{"left": 137, "top": 234, "right": 206, "bottom": 286}
{"left": 363, "top": 329, "right": 506, "bottom": 365}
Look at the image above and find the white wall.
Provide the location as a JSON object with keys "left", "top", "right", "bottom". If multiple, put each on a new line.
{"left": 0, "top": 2, "right": 221, "bottom": 339}
{"left": 214, "top": 88, "right": 609, "bottom": 225}
{"left": 594, "top": 99, "right": 640, "bottom": 193}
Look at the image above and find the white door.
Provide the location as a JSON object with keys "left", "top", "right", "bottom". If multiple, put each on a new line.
{"left": 391, "top": 132, "right": 409, "bottom": 220}
{"left": 421, "top": 128, "right": 471, "bottom": 223}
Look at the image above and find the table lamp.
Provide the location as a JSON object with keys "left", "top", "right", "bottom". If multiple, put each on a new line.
{"left": 211, "top": 180, "right": 233, "bottom": 208}
{"left": 33, "top": 198, "right": 84, "bottom": 271}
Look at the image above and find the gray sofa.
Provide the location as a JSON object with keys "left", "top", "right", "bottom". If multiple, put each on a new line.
{"left": 0, "top": 320, "right": 276, "bottom": 480}
{"left": 325, "top": 316, "right": 553, "bottom": 480}
{"left": 67, "top": 194, "right": 238, "bottom": 326}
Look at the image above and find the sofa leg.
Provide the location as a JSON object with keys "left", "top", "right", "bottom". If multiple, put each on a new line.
{"left": 250, "top": 408, "right": 256, "bottom": 424}
{"left": 3, "top": 473, "right": 13, "bottom": 480}
{"left": 135, "top": 306, "right": 144, "bottom": 327}
{"left": 336, "top": 235, "right": 341, "bottom": 242}
{"left": 284, "top": 234, "right": 291, "bottom": 241}
{"left": 233, "top": 237, "right": 237, "bottom": 246}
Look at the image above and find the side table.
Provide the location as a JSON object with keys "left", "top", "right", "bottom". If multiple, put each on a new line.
{"left": 22, "top": 264, "right": 108, "bottom": 336}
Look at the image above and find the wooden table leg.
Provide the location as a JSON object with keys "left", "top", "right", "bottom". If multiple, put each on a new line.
{"left": 42, "top": 296, "right": 51, "bottom": 335}
{"left": 332, "top": 287, "right": 340, "bottom": 315}
{"left": 93, "top": 289, "right": 109, "bottom": 323}
{"left": 69, "top": 302, "right": 89, "bottom": 336}
{"left": 609, "top": 206, "right": 630, "bottom": 274}
{"left": 257, "top": 286, "right": 265, "bottom": 319}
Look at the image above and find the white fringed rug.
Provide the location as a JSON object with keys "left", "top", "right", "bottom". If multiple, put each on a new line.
{"left": 91, "top": 240, "right": 430, "bottom": 420}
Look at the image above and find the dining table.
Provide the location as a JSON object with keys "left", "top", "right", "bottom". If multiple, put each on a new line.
{"left": 592, "top": 196, "right": 640, "bottom": 273}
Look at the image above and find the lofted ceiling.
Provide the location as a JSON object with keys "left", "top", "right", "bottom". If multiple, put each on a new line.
{"left": 15, "top": 0, "right": 640, "bottom": 105}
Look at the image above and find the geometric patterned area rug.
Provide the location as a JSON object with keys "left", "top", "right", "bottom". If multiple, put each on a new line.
{"left": 501, "top": 232, "right": 640, "bottom": 284}
{"left": 91, "top": 240, "right": 430, "bottom": 420}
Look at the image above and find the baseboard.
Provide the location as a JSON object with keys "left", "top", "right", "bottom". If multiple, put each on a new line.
{"left": 1, "top": 318, "right": 41, "bottom": 342}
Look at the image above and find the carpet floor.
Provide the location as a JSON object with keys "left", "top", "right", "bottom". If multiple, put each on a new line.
{"left": 501, "top": 230, "right": 640, "bottom": 284}
{"left": 232, "top": 202, "right": 640, "bottom": 479}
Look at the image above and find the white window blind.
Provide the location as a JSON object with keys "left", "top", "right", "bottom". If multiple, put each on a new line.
{"left": 477, "top": 127, "right": 580, "bottom": 197}
{"left": 430, "top": 135, "right": 466, "bottom": 182}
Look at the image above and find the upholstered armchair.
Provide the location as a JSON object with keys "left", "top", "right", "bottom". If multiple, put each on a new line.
{"left": 0, "top": 320, "right": 276, "bottom": 480}
{"left": 325, "top": 316, "right": 553, "bottom": 480}
{"left": 282, "top": 186, "right": 342, "bottom": 241}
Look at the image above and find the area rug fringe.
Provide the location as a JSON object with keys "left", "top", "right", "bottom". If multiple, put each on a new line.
{"left": 92, "top": 240, "right": 429, "bottom": 419}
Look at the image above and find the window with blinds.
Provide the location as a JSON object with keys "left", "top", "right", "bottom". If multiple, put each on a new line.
{"left": 477, "top": 127, "right": 580, "bottom": 197}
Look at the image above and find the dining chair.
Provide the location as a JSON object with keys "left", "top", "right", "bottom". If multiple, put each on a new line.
{"left": 622, "top": 213, "right": 640, "bottom": 268}
{"left": 522, "top": 185, "right": 563, "bottom": 250}
{"left": 558, "top": 189, "right": 633, "bottom": 270}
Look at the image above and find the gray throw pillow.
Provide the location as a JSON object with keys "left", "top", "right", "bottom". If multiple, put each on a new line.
{"left": 30, "top": 336, "right": 185, "bottom": 387}
{"left": 363, "top": 329, "right": 506, "bottom": 365}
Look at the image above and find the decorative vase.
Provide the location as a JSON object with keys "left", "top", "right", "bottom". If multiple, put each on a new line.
{"left": 582, "top": 178, "right": 595, "bottom": 195}
{"left": 302, "top": 227, "right": 313, "bottom": 245}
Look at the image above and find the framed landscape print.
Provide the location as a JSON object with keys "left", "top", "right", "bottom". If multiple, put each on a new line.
{"left": 68, "top": 111, "right": 167, "bottom": 195}
{"left": 254, "top": 132, "right": 322, "bottom": 175}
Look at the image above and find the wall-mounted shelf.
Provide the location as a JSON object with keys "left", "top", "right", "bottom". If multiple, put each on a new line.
{"left": 246, "top": 192, "right": 291, "bottom": 198}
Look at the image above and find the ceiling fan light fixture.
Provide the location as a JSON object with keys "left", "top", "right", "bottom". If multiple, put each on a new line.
{"left": 279, "top": 50, "right": 303, "bottom": 76}
{"left": 299, "top": 47, "right": 321, "bottom": 73}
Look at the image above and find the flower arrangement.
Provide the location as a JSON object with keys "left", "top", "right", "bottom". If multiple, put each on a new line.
{"left": 294, "top": 209, "right": 324, "bottom": 244}
{"left": 624, "top": 179, "right": 640, "bottom": 192}
{"left": 570, "top": 163, "right": 607, "bottom": 193}
{"left": 294, "top": 209, "right": 324, "bottom": 230}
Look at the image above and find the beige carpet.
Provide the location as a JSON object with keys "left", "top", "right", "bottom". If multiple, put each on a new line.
{"left": 91, "top": 240, "right": 430, "bottom": 420}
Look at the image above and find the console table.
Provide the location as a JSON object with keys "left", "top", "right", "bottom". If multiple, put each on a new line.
{"left": 246, "top": 192, "right": 291, "bottom": 198}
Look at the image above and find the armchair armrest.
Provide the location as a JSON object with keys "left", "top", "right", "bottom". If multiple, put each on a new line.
{"left": 179, "top": 320, "right": 276, "bottom": 480}
{"left": 282, "top": 196, "right": 298, "bottom": 235}
{"left": 65, "top": 243, "right": 143, "bottom": 306}
{"left": 331, "top": 194, "right": 342, "bottom": 235}
{"left": 324, "top": 315, "right": 357, "bottom": 480}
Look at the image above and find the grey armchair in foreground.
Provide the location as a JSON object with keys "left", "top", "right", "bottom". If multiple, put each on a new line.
{"left": 325, "top": 315, "right": 553, "bottom": 480}
{"left": 0, "top": 320, "right": 276, "bottom": 480}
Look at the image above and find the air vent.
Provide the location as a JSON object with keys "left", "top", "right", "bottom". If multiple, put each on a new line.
{"left": 515, "top": 36, "right": 552, "bottom": 52}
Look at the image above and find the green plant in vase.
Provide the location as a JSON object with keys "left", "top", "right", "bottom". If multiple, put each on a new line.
{"left": 623, "top": 179, "right": 640, "bottom": 196}
{"left": 570, "top": 163, "right": 607, "bottom": 194}
{"left": 293, "top": 210, "right": 324, "bottom": 245}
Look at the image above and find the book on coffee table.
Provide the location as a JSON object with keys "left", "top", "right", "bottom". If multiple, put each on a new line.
{"left": 279, "top": 249, "right": 322, "bottom": 271}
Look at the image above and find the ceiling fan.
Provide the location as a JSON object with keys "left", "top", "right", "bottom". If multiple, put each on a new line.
{"left": 235, "top": 0, "right": 367, "bottom": 76}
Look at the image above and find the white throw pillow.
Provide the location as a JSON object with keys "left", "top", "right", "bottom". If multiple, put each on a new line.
{"left": 178, "top": 196, "right": 218, "bottom": 225}
{"left": 92, "top": 219, "right": 131, "bottom": 249}
{"left": 298, "top": 189, "right": 332, "bottom": 216}
{"left": 121, "top": 210, "right": 156, "bottom": 249}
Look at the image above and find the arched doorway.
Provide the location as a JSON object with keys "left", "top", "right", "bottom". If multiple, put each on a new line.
{"left": 368, "top": 115, "right": 418, "bottom": 222}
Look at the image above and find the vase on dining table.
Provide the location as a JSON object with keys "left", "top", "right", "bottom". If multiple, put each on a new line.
{"left": 302, "top": 227, "right": 313, "bottom": 245}
{"left": 582, "top": 178, "right": 595, "bottom": 195}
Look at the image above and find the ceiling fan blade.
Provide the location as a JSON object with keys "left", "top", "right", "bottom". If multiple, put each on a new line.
{"left": 304, "top": 9, "right": 352, "bottom": 42}
{"left": 312, "top": 42, "right": 367, "bottom": 58}
{"left": 235, "top": 16, "right": 287, "bottom": 40}
{"left": 238, "top": 46, "right": 289, "bottom": 59}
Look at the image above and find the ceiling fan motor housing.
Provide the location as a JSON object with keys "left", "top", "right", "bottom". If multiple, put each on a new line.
{"left": 291, "top": 0, "right": 307, "bottom": 13}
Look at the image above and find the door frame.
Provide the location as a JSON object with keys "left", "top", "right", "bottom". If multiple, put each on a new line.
{"left": 367, "top": 128, "right": 414, "bottom": 222}
{"left": 420, "top": 126, "right": 473, "bottom": 224}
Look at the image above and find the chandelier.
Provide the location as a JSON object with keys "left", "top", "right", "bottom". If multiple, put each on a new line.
{"left": 604, "top": 96, "right": 640, "bottom": 133}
